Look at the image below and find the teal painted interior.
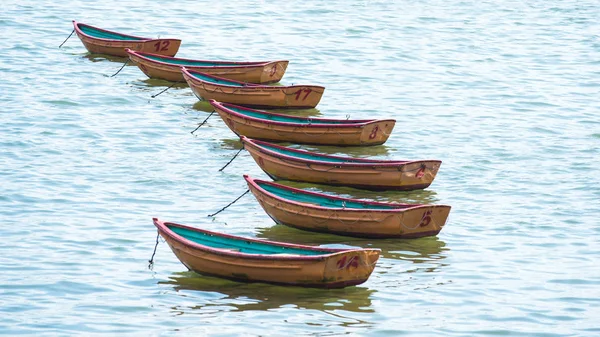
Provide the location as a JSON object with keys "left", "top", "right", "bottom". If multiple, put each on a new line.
{"left": 190, "top": 72, "right": 244, "bottom": 86}
{"left": 169, "top": 225, "right": 329, "bottom": 255}
{"left": 258, "top": 182, "right": 397, "bottom": 209}
{"left": 229, "top": 106, "right": 356, "bottom": 125}
{"left": 260, "top": 143, "right": 369, "bottom": 163}
{"left": 80, "top": 25, "right": 144, "bottom": 41}
{"left": 145, "top": 54, "right": 244, "bottom": 67}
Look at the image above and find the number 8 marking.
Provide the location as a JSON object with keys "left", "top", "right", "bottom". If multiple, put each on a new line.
{"left": 368, "top": 126, "right": 379, "bottom": 139}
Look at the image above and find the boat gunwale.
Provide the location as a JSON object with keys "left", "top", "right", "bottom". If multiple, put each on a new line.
{"left": 211, "top": 100, "right": 395, "bottom": 128}
{"left": 153, "top": 218, "right": 377, "bottom": 260}
{"left": 182, "top": 67, "right": 325, "bottom": 90}
{"left": 242, "top": 136, "right": 441, "bottom": 168}
{"left": 126, "top": 49, "right": 288, "bottom": 69}
{"left": 73, "top": 20, "right": 151, "bottom": 42}
{"left": 244, "top": 175, "right": 451, "bottom": 212}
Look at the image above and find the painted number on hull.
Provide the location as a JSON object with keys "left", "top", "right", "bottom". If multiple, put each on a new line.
{"left": 294, "top": 88, "right": 312, "bottom": 101}
{"left": 368, "top": 126, "right": 380, "bottom": 139}
{"left": 269, "top": 64, "right": 277, "bottom": 77}
{"left": 415, "top": 165, "right": 426, "bottom": 179}
{"left": 419, "top": 210, "right": 432, "bottom": 227}
{"left": 153, "top": 41, "right": 171, "bottom": 52}
{"left": 336, "top": 255, "right": 359, "bottom": 270}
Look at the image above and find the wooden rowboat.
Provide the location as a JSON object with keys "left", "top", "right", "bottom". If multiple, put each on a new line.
{"left": 244, "top": 175, "right": 451, "bottom": 238}
{"left": 126, "top": 49, "right": 288, "bottom": 84}
{"left": 153, "top": 218, "right": 380, "bottom": 288}
{"left": 72, "top": 21, "right": 181, "bottom": 57}
{"left": 210, "top": 100, "right": 395, "bottom": 146}
{"left": 241, "top": 136, "right": 442, "bottom": 191}
{"left": 182, "top": 67, "right": 325, "bottom": 109}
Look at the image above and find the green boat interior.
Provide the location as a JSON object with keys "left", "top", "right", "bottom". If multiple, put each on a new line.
{"left": 145, "top": 54, "right": 246, "bottom": 67}
{"left": 190, "top": 72, "right": 246, "bottom": 86}
{"left": 80, "top": 25, "right": 144, "bottom": 41}
{"left": 257, "top": 181, "right": 399, "bottom": 210}
{"left": 169, "top": 225, "right": 330, "bottom": 255}
{"left": 229, "top": 106, "right": 357, "bottom": 125}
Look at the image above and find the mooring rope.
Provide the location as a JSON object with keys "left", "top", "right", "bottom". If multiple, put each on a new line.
{"left": 109, "top": 59, "right": 130, "bottom": 77}
{"left": 190, "top": 110, "right": 215, "bottom": 134}
{"left": 151, "top": 80, "right": 183, "bottom": 98}
{"left": 148, "top": 231, "right": 160, "bottom": 270}
{"left": 59, "top": 29, "right": 74, "bottom": 48}
{"left": 207, "top": 189, "right": 250, "bottom": 217}
{"left": 219, "top": 146, "right": 244, "bottom": 171}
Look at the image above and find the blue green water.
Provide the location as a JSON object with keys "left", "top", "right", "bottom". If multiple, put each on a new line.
{"left": 2, "top": 0, "right": 599, "bottom": 335}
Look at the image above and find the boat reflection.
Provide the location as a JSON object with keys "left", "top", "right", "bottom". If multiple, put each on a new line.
{"left": 270, "top": 179, "right": 443, "bottom": 205}
{"left": 81, "top": 53, "right": 127, "bottom": 63}
{"left": 161, "top": 271, "right": 376, "bottom": 313}
{"left": 256, "top": 224, "right": 448, "bottom": 265}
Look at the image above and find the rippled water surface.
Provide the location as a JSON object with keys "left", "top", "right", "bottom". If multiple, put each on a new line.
{"left": 2, "top": 0, "right": 599, "bottom": 335}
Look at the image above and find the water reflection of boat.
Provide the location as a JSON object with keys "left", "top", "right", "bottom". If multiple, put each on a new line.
{"left": 256, "top": 224, "right": 448, "bottom": 263}
{"left": 270, "top": 179, "right": 443, "bottom": 205}
{"left": 160, "top": 271, "right": 375, "bottom": 313}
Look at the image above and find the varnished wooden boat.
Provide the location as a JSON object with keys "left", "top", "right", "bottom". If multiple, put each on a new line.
{"left": 181, "top": 67, "right": 325, "bottom": 108}
{"left": 126, "top": 49, "right": 288, "bottom": 83}
{"left": 210, "top": 100, "right": 395, "bottom": 146}
{"left": 72, "top": 21, "right": 181, "bottom": 57}
{"left": 244, "top": 175, "right": 451, "bottom": 238}
{"left": 153, "top": 218, "right": 380, "bottom": 288}
{"left": 241, "top": 136, "right": 442, "bottom": 191}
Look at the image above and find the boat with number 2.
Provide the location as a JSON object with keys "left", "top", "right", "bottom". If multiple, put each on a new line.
{"left": 240, "top": 136, "right": 442, "bottom": 191}
{"left": 244, "top": 175, "right": 451, "bottom": 238}
{"left": 210, "top": 100, "right": 396, "bottom": 146}
{"left": 182, "top": 67, "right": 325, "bottom": 108}
{"left": 72, "top": 21, "right": 181, "bottom": 57}
{"left": 126, "top": 49, "right": 288, "bottom": 84}
{"left": 152, "top": 218, "right": 380, "bottom": 288}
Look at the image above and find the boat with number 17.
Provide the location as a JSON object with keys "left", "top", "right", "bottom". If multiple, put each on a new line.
{"left": 181, "top": 67, "right": 325, "bottom": 108}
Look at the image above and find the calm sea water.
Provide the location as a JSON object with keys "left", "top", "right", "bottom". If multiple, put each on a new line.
{"left": 2, "top": 0, "right": 599, "bottom": 335}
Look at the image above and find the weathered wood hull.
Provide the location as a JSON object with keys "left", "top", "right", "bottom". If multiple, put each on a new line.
{"left": 241, "top": 137, "right": 441, "bottom": 191}
{"left": 73, "top": 21, "right": 181, "bottom": 57}
{"left": 126, "top": 49, "right": 288, "bottom": 83}
{"left": 245, "top": 176, "right": 451, "bottom": 238}
{"left": 211, "top": 101, "right": 395, "bottom": 145}
{"left": 153, "top": 218, "right": 380, "bottom": 288}
{"left": 182, "top": 68, "right": 325, "bottom": 108}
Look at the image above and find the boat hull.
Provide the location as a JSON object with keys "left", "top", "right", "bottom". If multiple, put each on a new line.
{"left": 127, "top": 50, "right": 288, "bottom": 83}
{"left": 242, "top": 138, "right": 441, "bottom": 191}
{"left": 154, "top": 219, "right": 380, "bottom": 288}
{"left": 246, "top": 176, "right": 451, "bottom": 238}
{"left": 73, "top": 21, "right": 181, "bottom": 57}
{"left": 182, "top": 69, "right": 324, "bottom": 108}
{"left": 212, "top": 101, "right": 395, "bottom": 146}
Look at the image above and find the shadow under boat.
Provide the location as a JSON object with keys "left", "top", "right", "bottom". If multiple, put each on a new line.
{"left": 160, "top": 271, "right": 376, "bottom": 313}
{"left": 256, "top": 223, "right": 448, "bottom": 263}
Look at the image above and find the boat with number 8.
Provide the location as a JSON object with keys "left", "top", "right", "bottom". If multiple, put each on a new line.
{"left": 72, "top": 21, "right": 181, "bottom": 57}
{"left": 240, "top": 136, "right": 442, "bottom": 191}
{"left": 152, "top": 218, "right": 380, "bottom": 288}
{"left": 182, "top": 67, "right": 325, "bottom": 108}
{"left": 209, "top": 100, "right": 395, "bottom": 146}
{"left": 244, "top": 175, "right": 451, "bottom": 238}
{"left": 126, "top": 49, "right": 288, "bottom": 84}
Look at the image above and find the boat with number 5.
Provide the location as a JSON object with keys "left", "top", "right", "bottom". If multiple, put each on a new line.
{"left": 126, "top": 49, "right": 288, "bottom": 84}
{"left": 72, "top": 21, "right": 181, "bottom": 57}
{"left": 209, "top": 100, "right": 395, "bottom": 146}
{"left": 152, "top": 218, "right": 380, "bottom": 288}
{"left": 244, "top": 175, "right": 451, "bottom": 238}
{"left": 181, "top": 67, "right": 325, "bottom": 108}
{"left": 240, "top": 136, "right": 442, "bottom": 191}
